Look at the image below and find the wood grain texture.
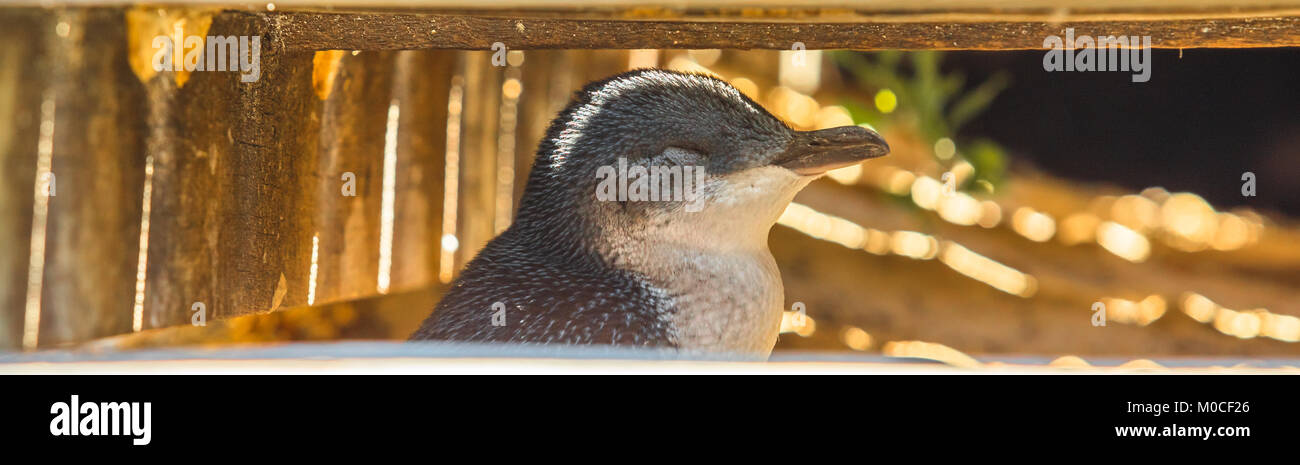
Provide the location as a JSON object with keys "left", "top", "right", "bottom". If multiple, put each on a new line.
{"left": 143, "top": 22, "right": 452, "bottom": 328}
{"left": 144, "top": 11, "right": 317, "bottom": 326}
{"left": 35, "top": 9, "right": 147, "bottom": 347}
{"left": 311, "top": 51, "right": 395, "bottom": 303}
{"left": 14, "top": 0, "right": 1300, "bottom": 13}
{"left": 0, "top": 11, "right": 46, "bottom": 349}
{"left": 266, "top": 10, "right": 1300, "bottom": 51}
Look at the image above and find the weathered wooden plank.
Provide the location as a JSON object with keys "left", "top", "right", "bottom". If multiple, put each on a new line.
{"left": 14, "top": 0, "right": 1300, "bottom": 12}
{"left": 18, "top": 0, "right": 1300, "bottom": 9}
{"left": 27, "top": 9, "right": 148, "bottom": 347}
{"left": 211, "top": 28, "right": 319, "bottom": 320}
{"left": 311, "top": 51, "right": 395, "bottom": 303}
{"left": 390, "top": 50, "right": 454, "bottom": 291}
{"left": 138, "top": 13, "right": 456, "bottom": 328}
{"left": 142, "top": 11, "right": 254, "bottom": 328}
{"left": 0, "top": 10, "right": 47, "bottom": 349}
{"left": 136, "top": 9, "right": 287, "bottom": 329}
{"left": 268, "top": 11, "right": 1300, "bottom": 51}
{"left": 142, "top": 10, "right": 322, "bottom": 326}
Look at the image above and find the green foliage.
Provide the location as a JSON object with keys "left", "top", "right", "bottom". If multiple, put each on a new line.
{"left": 833, "top": 51, "right": 1011, "bottom": 188}
{"left": 962, "top": 139, "right": 1008, "bottom": 193}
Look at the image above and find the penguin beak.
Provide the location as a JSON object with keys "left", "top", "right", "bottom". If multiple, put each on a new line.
{"left": 775, "top": 125, "right": 890, "bottom": 176}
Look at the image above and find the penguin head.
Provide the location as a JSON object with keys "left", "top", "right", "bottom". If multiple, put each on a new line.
{"left": 521, "top": 69, "right": 889, "bottom": 249}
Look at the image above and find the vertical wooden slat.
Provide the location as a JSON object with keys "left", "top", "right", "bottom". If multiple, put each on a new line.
{"left": 38, "top": 9, "right": 148, "bottom": 346}
{"left": 139, "top": 67, "right": 217, "bottom": 330}
{"left": 390, "top": 50, "right": 454, "bottom": 291}
{"left": 144, "top": 14, "right": 460, "bottom": 327}
{"left": 215, "top": 24, "right": 319, "bottom": 319}
{"left": 146, "top": 11, "right": 320, "bottom": 325}
{"left": 0, "top": 10, "right": 45, "bottom": 349}
{"left": 0, "top": 10, "right": 645, "bottom": 344}
{"left": 453, "top": 51, "right": 502, "bottom": 268}
{"left": 144, "top": 12, "right": 248, "bottom": 327}
{"left": 312, "top": 51, "right": 396, "bottom": 304}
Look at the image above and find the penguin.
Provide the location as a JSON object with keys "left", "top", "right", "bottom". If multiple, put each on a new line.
{"left": 410, "top": 69, "right": 889, "bottom": 357}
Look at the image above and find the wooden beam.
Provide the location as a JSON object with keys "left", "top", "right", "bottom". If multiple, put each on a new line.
{"left": 13, "top": 0, "right": 1300, "bottom": 12}
{"left": 266, "top": 10, "right": 1300, "bottom": 51}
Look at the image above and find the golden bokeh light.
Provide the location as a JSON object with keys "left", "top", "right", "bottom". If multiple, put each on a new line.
{"left": 891, "top": 231, "right": 938, "bottom": 260}
{"left": 1259, "top": 311, "right": 1300, "bottom": 343}
{"left": 1179, "top": 293, "right": 1299, "bottom": 342}
{"left": 779, "top": 203, "right": 1041, "bottom": 296}
{"left": 779, "top": 310, "right": 816, "bottom": 336}
{"left": 864, "top": 228, "right": 892, "bottom": 255}
{"left": 1099, "top": 295, "right": 1165, "bottom": 326}
{"left": 765, "top": 86, "right": 818, "bottom": 128}
{"left": 949, "top": 160, "right": 975, "bottom": 186}
{"left": 1161, "top": 193, "right": 1218, "bottom": 251}
{"left": 939, "top": 241, "right": 1036, "bottom": 297}
{"left": 977, "top": 200, "right": 1002, "bottom": 228}
{"left": 1214, "top": 308, "right": 1261, "bottom": 339}
{"left": 1211, "top": 213, "right": 1252, "bottom": 251}
{"left": 505, "top": 50, "right": 525, "bottom": 67}
{"left": 883, "top": 168, "right": 916, "bottom": 196}
{"left": 814, "top": 105, "right": 855, "bottom": 129}
{"left": 883, "top": 340, "right": 982, "bottom": 368}
{"left": 910, "top": 175, "right": 943, "bottom": 210}
{"left": 937, "top": 192, "right": 983, "bottom": 226}
{"left": 1111, "top": 194, "right": 1161, "bottom": 233}
{"left": 1096, "top": 221, "right": 1151, "bottom": 262}
{"left": 840, "top": 326, "right": 872, "bottom": 351}
{"left": 501, "top": 78, "right": 522, "bottom": 99}
{"left": 1181, "top": 292, "right": 1217, "bottom": 322}
{"left": 1011, "top": 207, "right": 1056, "bottom": 242}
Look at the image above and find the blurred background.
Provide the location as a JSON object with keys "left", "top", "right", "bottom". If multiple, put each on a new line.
{"left": 49, "top": 45, "right": 1297, "bottom": 363}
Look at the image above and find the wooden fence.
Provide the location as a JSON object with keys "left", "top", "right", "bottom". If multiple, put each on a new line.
{"left": 1, "top": 2, "right": 1298, "bottom": 349}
